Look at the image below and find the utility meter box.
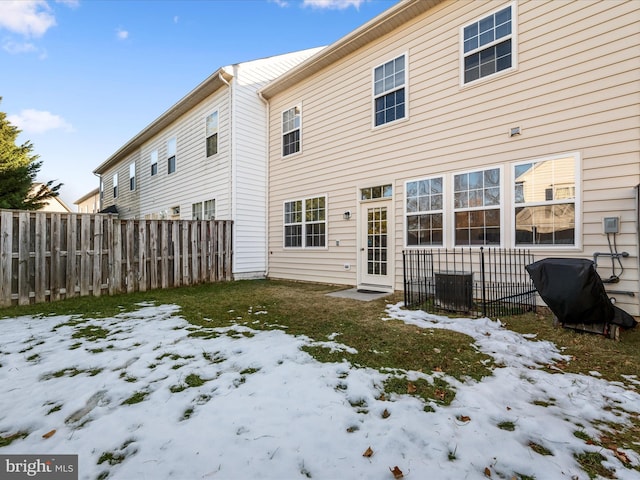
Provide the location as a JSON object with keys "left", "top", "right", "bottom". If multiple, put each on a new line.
{"left": 603, "top": 217, "right": 619, "bottom": 234}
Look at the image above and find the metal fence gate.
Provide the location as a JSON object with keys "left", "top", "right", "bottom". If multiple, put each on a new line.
{"left": 403, "top": 247, "right": 536, "bottom": 318}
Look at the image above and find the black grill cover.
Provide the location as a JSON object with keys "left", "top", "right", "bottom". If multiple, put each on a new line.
{"left": 526, "top": 258, "right": 614, "bottom": 326}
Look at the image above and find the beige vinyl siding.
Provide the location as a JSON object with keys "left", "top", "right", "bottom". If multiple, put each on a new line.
{"left": 138, "top": 87, "right": 231, "bottom": 220}
{"left": 100, "top": 151, "right": 140, "bottom": 218}
{"left": 267, "top": 0, "right": 640, "bottom": 314}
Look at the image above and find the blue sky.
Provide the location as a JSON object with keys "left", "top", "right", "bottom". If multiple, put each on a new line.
{"left": 0, "top": 0, "right": 396, "bottom": 207}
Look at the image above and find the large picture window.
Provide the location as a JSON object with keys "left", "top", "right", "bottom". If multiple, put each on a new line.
{"left": 282, "top": 106, "right": 301, "bottom": 157}
{"left": 374, "top": 54, "right": 406, "bottom": 126}
{"left": 406, "top": 177, "right": 443, "bottom": 246}
{"left": 514, "top": 155, "right": 576, "bottom": 245}
{"left": 462, "top": 4, "right": 514, "bottom": 84}
{"left": 454, "top": 167, "right": 501, "bottom": 245}
{"left": 284, "top": 196, "right": 326, "bottom": 248}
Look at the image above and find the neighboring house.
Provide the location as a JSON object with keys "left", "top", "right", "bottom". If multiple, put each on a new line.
{"left": 94, "top": 48, "right": 323, "bottom": 280}
{"left": 31, "top": 183, "right": 72, "bottom": 213}
{"left": 260, "top": 0, "right": 640, "bottom": 315}
{"left": 74, "top": 187, "right": 100, "bottom": 213}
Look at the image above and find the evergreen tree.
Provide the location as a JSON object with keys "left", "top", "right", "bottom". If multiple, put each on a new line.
{"left": 0, "top": 98, "right": 62, "bottom": 210}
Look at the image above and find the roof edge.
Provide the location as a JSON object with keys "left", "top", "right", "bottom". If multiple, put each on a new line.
{"left": 260, "top": 0, "right": 443, "bottom": 99}
{"left": 94, "top": 67, "right": 234, "bottom": 174}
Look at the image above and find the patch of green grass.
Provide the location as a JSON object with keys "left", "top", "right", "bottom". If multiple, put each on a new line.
{"left": 383, "top": 376, "right": 455, "bottom": 406}
{"left": 240, "top": 367, "right": 260, "bottom": 375}
{"left": 528, "top": 441, "right": 553, "bottom": 456}
{"left": 185, "top": 374, "right": 205, "bottom": 388}
{"left": 121, "top": 391, "right": 148, "bottom": 405}
{"left": 574, "top": 451, "right": 616, "bottom": 479}
{"left": 181, "top": 407, "right": 194, "bottom": 421}
{"left": 46, "top": 404, "right": 63, "bottom": 415}
{"left": 574, "top": 430, "right": 594, "bottom": 443}
{"left": 72, "top": 325, "right": 110, "bottom": 341}
{"left": 26, "top": 353, "right": 40, "bottom": 362}
{"left": 0, "top": 431, "right": 29, "bottom": 447}
{"left": 497, "top": 421, "right": 516, "bottom": 431}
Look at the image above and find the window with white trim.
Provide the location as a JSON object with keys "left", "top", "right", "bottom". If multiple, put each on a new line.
{"left": 454, "top": 167, "right": 501, "bottom": 245}
{"left": 192, "top": 199, "right": 216, "bottom": 220}
{"left": 206, "top": 111, "right": 218, "bottom": 157}
{"left": 150, "top": 150, "right": 158, "bottom": 176}
{"left": 112, "top": 173, "right": 118, "bottom": 199}
{"left": 129, "top": 163, "right": 136, "bottom": 191}
{"left": 282, "top": 106, "right": 301, "bottom": 157}
{"left": 283, "top": 196, "right": 326, "bottom": 248}
{"left": 406, "top": 177, "right": 443, "bottom": 246}
{"left": 462, "top": 4, "right": 514, "bottom": 84}
{"left": 373, "top": 54, "right": 406, "bottom": 126}
{"left": 514, "top": 155, "right": 576, "bottom": 245}
{"left": 167, "top": 137, "right": 176, "bottom": 174}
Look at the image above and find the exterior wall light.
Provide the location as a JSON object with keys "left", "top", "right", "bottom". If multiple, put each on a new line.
{"left": 343, "top": 210, "right": 352, "bottom": 220}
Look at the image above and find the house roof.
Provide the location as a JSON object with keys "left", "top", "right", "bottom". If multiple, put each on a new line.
{"left": 93, "top": 67, "right": 234, "bottom": 174}
{"left": 259, "top": 0, "right": 444, "bottom": 100}
{"left": 74, "top": 187, "right": 100, "bottom": 205}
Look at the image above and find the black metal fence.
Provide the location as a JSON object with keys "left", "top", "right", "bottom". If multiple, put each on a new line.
{"left": 403, "top": 247, "right": 536, "bottom": 318}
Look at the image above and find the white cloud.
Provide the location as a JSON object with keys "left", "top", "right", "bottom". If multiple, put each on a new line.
{"left": 116, "top": 28, "right": 129, "bottom": 40}
{"left": 270, "top": 0, "right": 289, "bottom": 7}
{"left": 173, "top": 15, "right": 179, "bottom": 24}
{"left": 0, "top": 0, "right": 56, "bottom": 38}
{"left": 2, "top": 39, "right": 38, "bottom": 54}
{"left": 302, "top": 0, "right": 367, "bottom": 9}
{"left": 7, "top": 109, "right": 74, "bottom": 134}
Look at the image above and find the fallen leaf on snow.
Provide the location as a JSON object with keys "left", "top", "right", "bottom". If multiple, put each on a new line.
{"left": 407, "top": 382, "right": 417, "bottom": 394}
{"left": 382, "top": 409, "right": 390, "bottom": 419}
{"left": 363, "top": 446, "right": 374, "bottom": 457}
{"left": 484, "top": 466, "right": 492, "bottom": 477}
{"left": 389, "top": 466, "right": 403, "bottom": 479}
{"left": 457, "top": 415, "right": 471, "bottom": 422}
{"left": 614, "top": 449, "right": 631, "bottom": 464}
{"left": 42, "top": 429, "right": 56, "bottom": 439}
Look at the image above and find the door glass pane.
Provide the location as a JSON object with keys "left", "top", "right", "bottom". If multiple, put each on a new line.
{"left": 367, "top": 206, "right": 387, "bottom": 278}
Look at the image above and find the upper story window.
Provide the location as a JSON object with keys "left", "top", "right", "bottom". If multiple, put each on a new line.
{"left": 514, "top": 154, "right": 577, "bottom": 246}
{"left": 284, "top": 195, "right": 326, "bottom": 248}
{"left": 373, "top": 54, "right": 406, "bottom": 127}
{"left": 206, "top": 111, "right": 218, "bottom": 157}
{"left": 462, "top": 4, "right": 514, "bottom": 84}
{"left": 112, "top": 173, "right": 118, "bottom": 199}
{"left": 405, "top": 177, "right": 443, "bottom": 247}
{"left": 129, "top": 163, "right": 136, "bottom": 191}
{"left": 454, "top": 167, "right": 501, "bottom": 245}
{"left": 167, "top": 137, "right": 176, "bottom": 174}
{"left": 282, "top": 106, "right": 301, "bottom": 157}
{"left": 150, "top": 150, "right": 158, "bottom": 176}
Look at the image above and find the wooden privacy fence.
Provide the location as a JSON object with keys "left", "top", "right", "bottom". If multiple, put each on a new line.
{"left": 0, "top": 210, "right": 233, "bottom": 306}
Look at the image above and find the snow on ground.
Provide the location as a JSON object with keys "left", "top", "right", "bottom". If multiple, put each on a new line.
{"left": 1, "top": 302, "right": 639, "bottom": 480}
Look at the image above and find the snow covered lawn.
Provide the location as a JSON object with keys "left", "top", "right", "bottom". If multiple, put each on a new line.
{"left": 1, "top": 302, "right": 639, "bottom": 479}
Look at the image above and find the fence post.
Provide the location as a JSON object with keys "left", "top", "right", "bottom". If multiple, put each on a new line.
{"left": 480, "top": 246, "right": 487, "bottom": 317}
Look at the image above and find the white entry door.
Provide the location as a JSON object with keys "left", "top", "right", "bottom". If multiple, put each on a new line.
{"left": 359, "top": 200, "right": 393, "bottom": 291}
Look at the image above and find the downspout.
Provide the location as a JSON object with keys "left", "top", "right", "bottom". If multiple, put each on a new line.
{"left": 93, "top": 171, "right": 102, "bottom": 212}
{"left": 218, "top": 69, "right": 235, "bottom": 275}
{"left": 258, "top": 90, "right": 270, "bottom": 279}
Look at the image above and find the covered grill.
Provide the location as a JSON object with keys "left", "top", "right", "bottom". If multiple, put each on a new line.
{"left": 525, "top": 258, "right": 636, "bottom": 336}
